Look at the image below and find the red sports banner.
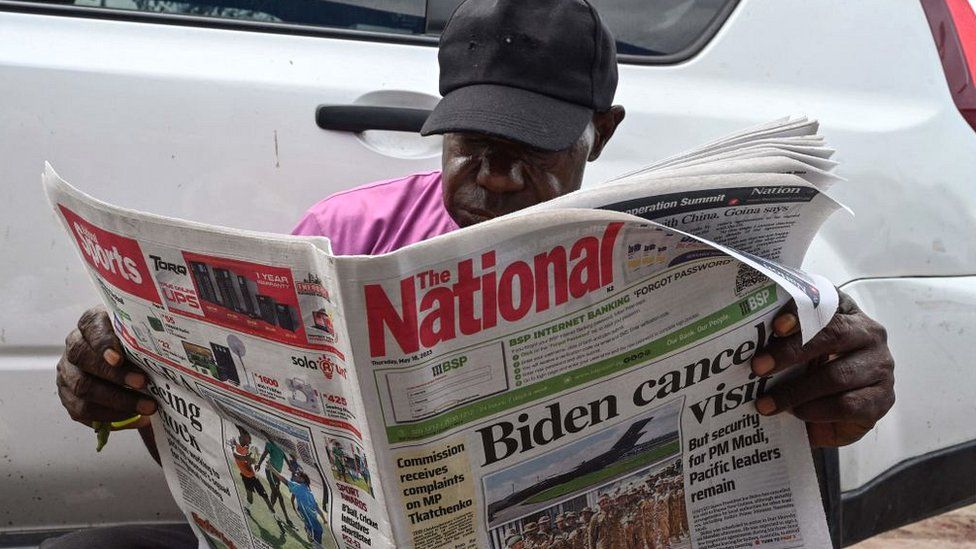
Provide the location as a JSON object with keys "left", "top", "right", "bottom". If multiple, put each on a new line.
{"left": 59, "top": 205, "right": 161, "bottom": 304}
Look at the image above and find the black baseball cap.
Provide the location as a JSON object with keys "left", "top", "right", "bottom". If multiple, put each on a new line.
{"left": 420, "top": 0, "right": 618, "bottom": 151}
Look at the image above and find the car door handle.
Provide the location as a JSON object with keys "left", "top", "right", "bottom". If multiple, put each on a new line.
{"left": 316, "top": 105, "right": 432, "bottom": 133}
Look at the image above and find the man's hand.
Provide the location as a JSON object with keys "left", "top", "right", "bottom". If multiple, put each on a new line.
{"left": 751, "top": 291, "right": 895, "bottom": 447}
{"left": 57, "top": 306, "right": 157, "bottom": 431}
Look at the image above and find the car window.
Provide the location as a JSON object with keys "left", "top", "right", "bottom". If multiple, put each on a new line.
{"left": 25, "top": 0, "right": 736, "bottom": 61}
{"left": 429, "top": 0, "right": 738, "bottom": 61}
{"left": 588, "top": 0, "right": 737, "bottom": 57}
{"left": 70, "top": 0, "right": 427, "bottom": 35}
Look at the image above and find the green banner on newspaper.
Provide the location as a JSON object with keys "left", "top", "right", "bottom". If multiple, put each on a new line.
{"left": 386, "top": 285, "right": 777, "bottom": 443}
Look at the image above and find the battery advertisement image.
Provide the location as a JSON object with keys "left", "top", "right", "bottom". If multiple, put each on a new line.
{"left": 182, "top": 252, "right": 311, "bottom": 348}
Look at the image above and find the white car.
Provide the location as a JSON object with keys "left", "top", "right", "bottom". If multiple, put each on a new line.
{"left": 0, "top": 0, "right": 974, "bottom": 547}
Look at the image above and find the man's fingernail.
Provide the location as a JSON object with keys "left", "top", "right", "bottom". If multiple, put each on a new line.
{"left": 773, "top": 314, "right": 798, "bottom": 336}
{"left": 136, "top": 399, "right": 157, "bottom": 415}
{"left": 103, "top": 349, "right": 121, "bottom": 366}
{"left": 752, "top": 353, "right": 775, "bottom": 375}
{"left": 124, "top": 372, "right": 146, "bottom": 389}
{"left": 756, "top": 396, "right": 777, "bottom": 415}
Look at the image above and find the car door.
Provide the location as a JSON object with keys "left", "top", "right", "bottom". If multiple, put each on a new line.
{"left": 0, "top": 0, "right": 446, "bottom": 540}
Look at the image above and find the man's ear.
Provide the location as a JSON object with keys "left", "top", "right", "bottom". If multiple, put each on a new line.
{"left": 588, "top": 105, "right": 626, "bottom": 161}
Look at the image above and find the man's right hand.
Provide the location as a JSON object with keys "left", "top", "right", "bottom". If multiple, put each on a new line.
{"left": 57, "top": 306, "right": 157, "bottom": 430}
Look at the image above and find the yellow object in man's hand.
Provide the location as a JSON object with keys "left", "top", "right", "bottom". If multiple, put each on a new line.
{"left": 93, "top": 415, "right": 143, "bottom": 452}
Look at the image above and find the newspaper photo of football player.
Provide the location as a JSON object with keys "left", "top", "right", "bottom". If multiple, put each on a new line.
{"left": 202, "top": 386, "right": 337, "bottom": 549}
{"left": 325, "top": 436, "right": 374, "bottom": 497}
{"left": 223, "top": 425, "right": 336, "bottom": 549}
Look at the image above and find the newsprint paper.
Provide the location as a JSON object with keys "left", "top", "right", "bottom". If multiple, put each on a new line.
{"left": 45, "top": 118, "right": 840, "bottom": 549}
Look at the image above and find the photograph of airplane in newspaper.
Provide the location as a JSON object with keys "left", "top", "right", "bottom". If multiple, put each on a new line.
{"left": 483, "top": 399, "right": 690, "bottom": 548}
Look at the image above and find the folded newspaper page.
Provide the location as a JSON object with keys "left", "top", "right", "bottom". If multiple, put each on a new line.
{"left": 44, "top": 117, "right": 841, "bottom": 549}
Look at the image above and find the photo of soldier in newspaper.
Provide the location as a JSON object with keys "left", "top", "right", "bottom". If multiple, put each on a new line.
{"left": 484, "top": 400, "right": 688, "bottom": 549}
{"left": 325, "top": 436, "right": 374, "bottom": 497}
{"left": 201, "top": 388, "right": 338, "bottom": 549}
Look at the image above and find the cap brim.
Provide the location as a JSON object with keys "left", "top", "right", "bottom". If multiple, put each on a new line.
{"left": 421, "top": 84, "right": 592, "bottom": 152}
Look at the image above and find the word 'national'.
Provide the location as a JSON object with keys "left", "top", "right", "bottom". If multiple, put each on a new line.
{"left": 364, "top": 223, "right": 623, "bottom": 357}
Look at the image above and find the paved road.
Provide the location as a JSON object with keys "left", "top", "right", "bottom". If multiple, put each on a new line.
{"left": 851, "top": 504, "right": 976, "bottom": 548}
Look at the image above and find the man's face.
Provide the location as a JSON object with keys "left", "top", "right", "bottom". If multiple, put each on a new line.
{"left": 441, "top": 127, "right": 594, "bottom": 228}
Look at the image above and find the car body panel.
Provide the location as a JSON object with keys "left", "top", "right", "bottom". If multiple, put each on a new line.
{"left": 837, "top": 276, "right": 976, "bottom": 491}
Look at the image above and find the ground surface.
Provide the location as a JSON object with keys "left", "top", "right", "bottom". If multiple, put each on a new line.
{"left": 850, "top": 503, "right": 976, "bottom": 548}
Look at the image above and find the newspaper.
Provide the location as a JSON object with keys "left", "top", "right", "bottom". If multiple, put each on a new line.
{"left": 44, "top": 117, "right": 841, "bottom": 549}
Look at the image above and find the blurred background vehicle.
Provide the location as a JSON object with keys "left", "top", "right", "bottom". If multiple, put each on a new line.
{"left": 1, "top": 0, "right": 974, "bottom": 546}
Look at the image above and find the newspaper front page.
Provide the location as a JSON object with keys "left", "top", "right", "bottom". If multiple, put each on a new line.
{"left": 45, "top": 163, "right": 834, "bottom": 549}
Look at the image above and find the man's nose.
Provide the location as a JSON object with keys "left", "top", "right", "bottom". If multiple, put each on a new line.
{"left": 475, "top": 154, "right": 526, "bottom": 193}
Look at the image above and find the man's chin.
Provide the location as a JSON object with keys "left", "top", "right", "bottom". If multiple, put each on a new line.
{"left": 451, "top": 206, "right": 496, "bottom": 227}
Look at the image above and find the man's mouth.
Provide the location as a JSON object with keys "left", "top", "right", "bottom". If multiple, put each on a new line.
{"left": 456, "top": 206, "right": 497, "bottom": 225}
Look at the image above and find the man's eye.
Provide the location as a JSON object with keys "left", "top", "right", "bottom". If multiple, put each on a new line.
{"left": 526, "top": 150, "right": 558, "bottom": 165}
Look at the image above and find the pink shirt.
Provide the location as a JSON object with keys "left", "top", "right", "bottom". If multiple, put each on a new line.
{"left": 291, "top": 171, "right": 459, "bottom": 255}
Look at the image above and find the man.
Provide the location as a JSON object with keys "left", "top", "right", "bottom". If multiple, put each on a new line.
{"left": 522, "top": 521, "right": 543, "bottom": 548}
{"left": 550, "top": 512, "right": 574, "bottom": 549}
{"left": 587, "top": 493, "right": 621, "bottom": 549}
{"left": 48, "top": 0, "right": 895, "bottom": 547}
{"left": 669, "top": 478, "right": 687, "bottom": 539}
{"left": 652, "top": 482, "right": 672, "bottom": 548}
{"left": 329, "top": 439, "right": 349, "bottom": 483}
{"left": 229, "top": 429, "right": 276, "bottom": 518}
{"left": 639, "top": 479, "right": 660, "bottom": 549}
{"left": 286, "top": 452, "right": 304, "bottom": 479}
{"left": 268, "top": 468, "right": 328, "bottom": 547}
{"left": 256, "top": 434, "right": 295, "bottom": 528}
{"left": 535, "top": 514, "right": 555, "bottom": 547}
{"left": 504, "top": 532, "right": 526, "bottom": 549}
{"left": 561, "top": 511, "right": 585, "bottom": 549}
{"left": 578, "top": 507, "right": 595, "bottom": 549}
{"left": 621, "top": 516, "right": 642, "bottom": 549}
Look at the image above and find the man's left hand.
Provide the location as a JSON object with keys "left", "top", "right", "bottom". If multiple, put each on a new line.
{"left": 750, "top": 291, "right": 895, "bottom": 447}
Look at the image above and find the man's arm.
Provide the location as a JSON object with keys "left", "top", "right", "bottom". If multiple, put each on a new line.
{"left": 751, "top": 290, "right": 896, "bottom": 447}
{"left": 267, "top": 466, "right": 287, "bottom": 483}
